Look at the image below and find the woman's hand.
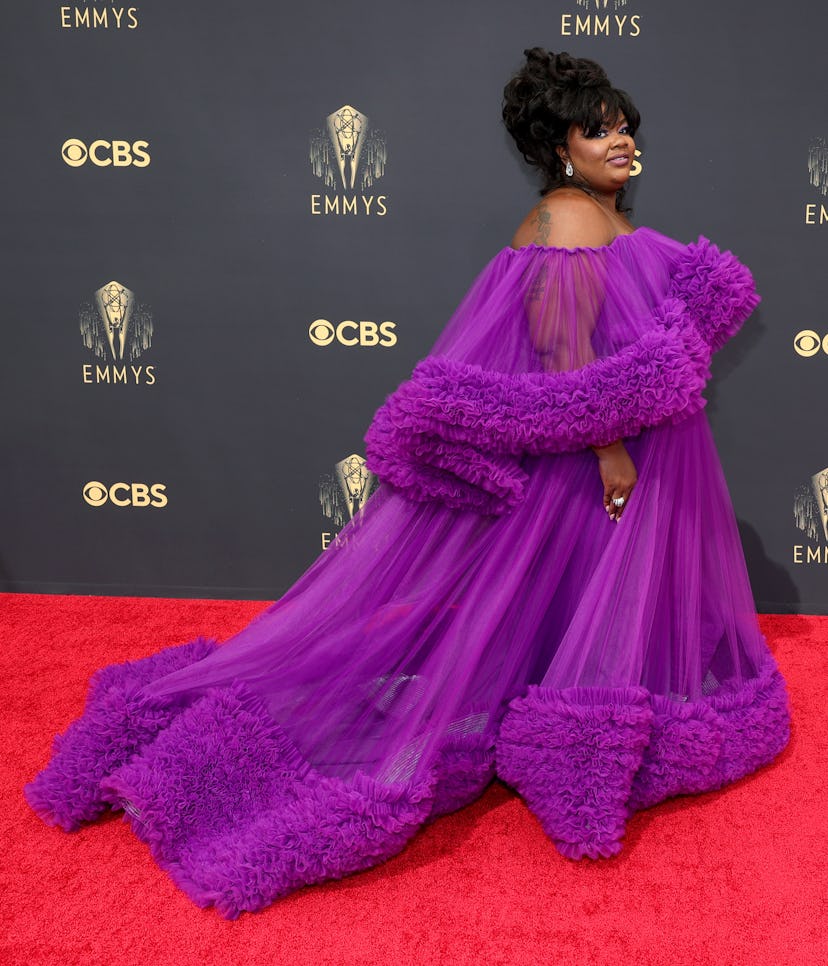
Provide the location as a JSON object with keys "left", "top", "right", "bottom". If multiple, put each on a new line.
{"left": 591, "top": 441, "right": 637, "bottom": 521}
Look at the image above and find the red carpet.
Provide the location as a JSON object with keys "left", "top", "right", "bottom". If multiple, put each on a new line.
{"left": 1, "top": 594, "right": 824, "bottom": 965}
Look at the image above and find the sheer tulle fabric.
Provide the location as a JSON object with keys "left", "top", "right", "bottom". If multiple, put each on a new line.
{"left": 25, "top": 228, "right": 790, "bottom": 917}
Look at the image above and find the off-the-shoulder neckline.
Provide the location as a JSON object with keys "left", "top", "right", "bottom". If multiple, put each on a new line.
{"left": 505, "top": 226, "right": 648, "bottom": 255}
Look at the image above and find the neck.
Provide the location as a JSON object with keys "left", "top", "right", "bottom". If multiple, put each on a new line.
{"left": 566, "top": 178, "right": 619, "bottom": 213}
{"left": 593, "top": 189, "right": 619, "bottom": 213}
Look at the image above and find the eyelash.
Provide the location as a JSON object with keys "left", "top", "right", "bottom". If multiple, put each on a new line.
{"left": 595, "top": 125, "right": 632, "bottom": 138}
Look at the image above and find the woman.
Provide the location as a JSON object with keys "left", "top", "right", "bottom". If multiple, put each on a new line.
{"left": 507, "top": 51, "right": 641, "bottom": 523}
{"left": 25, "top": 50, "right": 790, "bottom": 918}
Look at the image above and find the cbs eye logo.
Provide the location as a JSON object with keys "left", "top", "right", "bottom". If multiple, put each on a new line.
{"left": 83, "top": 481, "right": 167, "bottom": 508}
{"left": 61, "top": 139, "right": 151, "bottom": 168}
{"left": 793, "top": 330, "right": 828, "bottom": 357}
{"left": 308, "top": 319, "right": 397, "bottom": 348}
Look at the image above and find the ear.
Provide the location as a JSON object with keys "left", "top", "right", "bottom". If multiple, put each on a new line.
{"left": 555, "top": 144, "right": 569, "bottom": 164}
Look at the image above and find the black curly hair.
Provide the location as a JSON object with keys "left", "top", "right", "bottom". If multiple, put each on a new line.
{"left": 502, "top": 48, "right": 640, "bottom": 210}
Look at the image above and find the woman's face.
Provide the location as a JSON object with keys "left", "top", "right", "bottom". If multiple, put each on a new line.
{"left": 559, "top": 115, "right": 635, "bottom": 195}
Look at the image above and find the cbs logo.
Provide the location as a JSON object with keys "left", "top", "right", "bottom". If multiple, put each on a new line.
{"left": 793, "top": 330, "right": 828, "bottom": 357}
{"left": 83, "top": 481, "right": 167, "bottom": 508}
{"left": 61, "top": 139, "right": 151, "bottom": 168}
{"left": 308, "top": 319, "right": 397, "bottom": 348}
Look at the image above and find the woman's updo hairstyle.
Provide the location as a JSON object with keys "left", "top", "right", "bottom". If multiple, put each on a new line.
{"left": 503, "top": 48, "right": 640, "bottom": 206}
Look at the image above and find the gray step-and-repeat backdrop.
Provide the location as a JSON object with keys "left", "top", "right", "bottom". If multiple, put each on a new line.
{"left": 1, "top": 0, "right": 826, "bottom": 612}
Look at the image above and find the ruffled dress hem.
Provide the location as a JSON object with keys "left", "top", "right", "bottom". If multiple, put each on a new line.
{"left": 24, "top": 640, "right": 789, "bottom": 918}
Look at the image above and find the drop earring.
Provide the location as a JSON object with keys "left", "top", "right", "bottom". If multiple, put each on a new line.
{"left": 565, "top": 160, "right": 574, "bottom": 177}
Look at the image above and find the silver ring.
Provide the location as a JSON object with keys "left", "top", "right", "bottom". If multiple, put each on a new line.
{"left": 612, "top": 496, "right": 626, "bottom": 508}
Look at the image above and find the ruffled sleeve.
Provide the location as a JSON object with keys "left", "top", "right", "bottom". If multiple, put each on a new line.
{"left": 668, "top": 237, "right": 761, "bottom": 352}
{"left": 364, "top": 231, "right": 759, "bottom": 514}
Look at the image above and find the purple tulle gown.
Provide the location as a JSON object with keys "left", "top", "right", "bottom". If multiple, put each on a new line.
{"left": 25, "top": 227, "right": 791, "bottom": 918}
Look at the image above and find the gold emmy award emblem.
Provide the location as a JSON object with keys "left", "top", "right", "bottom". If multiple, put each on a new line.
{"left": 335, "top": 454, "right": 375, "bottom": 519}
{"left": 94, "top": 281, "right": 133, "bottom": 361}
{"left": 319, "top": 454, "right": 380, "bottom": 544}
{"left": 327, "top": 106, "right": 366, "bottom": 191}
{"left": 808, "top": 137, "right": 828, "bottom": 197}
{"left": 794, "top": 464, "right": 828, "bottom": 559}
{"left": 811, "top": 468, "right": 828, "bottom": 543}
{"left": 805, "top": 137, "right": 828, "bottom": 224}
{"left": 310, "top": 105, "right": 387, "bottom": 195}
{"left": 79, "top": 280, "right": 154, "bottom": 370}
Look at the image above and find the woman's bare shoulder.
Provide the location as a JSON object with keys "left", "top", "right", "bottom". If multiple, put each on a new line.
{"left": 510, "top": 189, "right": 614, "bottom": 250}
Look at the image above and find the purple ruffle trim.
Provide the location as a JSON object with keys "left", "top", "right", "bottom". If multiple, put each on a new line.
{"left": 23, "top": 637, "right": 219, "bottom": 831}
{"left": 98, "top": 684, "right": 438, "bottom": 918}
{"left": 23, "top": 639, "right": 496, "bottom": 918}
{"left": 495, "top": 659, "right": 790, "bottom": 860}
{"left": 670, "top": 237, "right": 761, "bottom": 352}
{"left": 99, "top": 702, "right": 496, "bottom": 918}
{"left": 364, "top": 238, "right": 759, "bottom": 514}
{"left": 365, "top": 303, "right": 711, "bottom": 514}
{"left": 427, "top": 730, "right": 496, "bottom": 820}
{"left": 24, "top": 639, "right": 789, "bottom": 914}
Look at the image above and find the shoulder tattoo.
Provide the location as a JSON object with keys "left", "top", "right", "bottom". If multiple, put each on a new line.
{"left": 531, "top": 207, "right": 552, "bottom": 246}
